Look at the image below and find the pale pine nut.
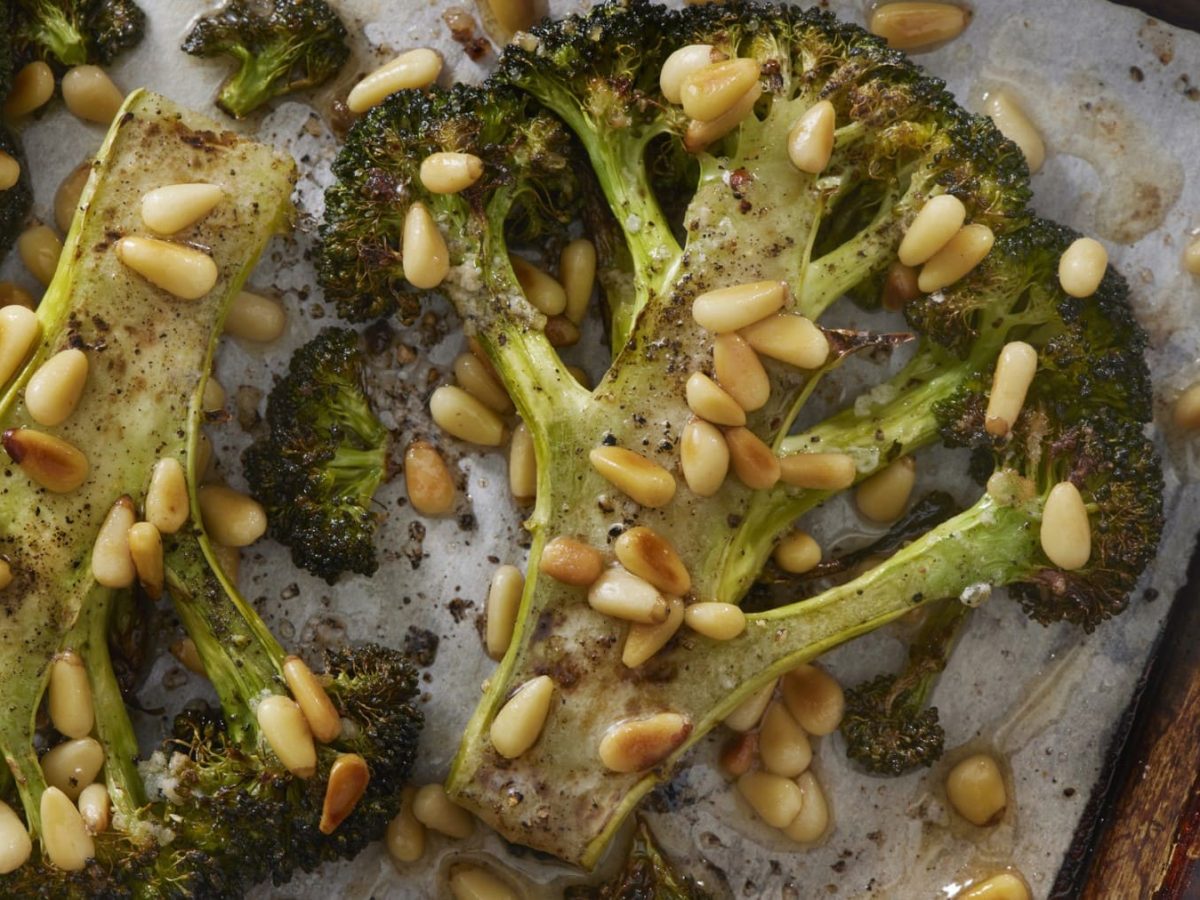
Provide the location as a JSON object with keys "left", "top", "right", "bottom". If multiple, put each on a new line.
{"left": 684, "top": 82, "right": 763, "bottom": 152}
{"left": 18, "top": 225, "right": 62, "bottom": 287}
{"left": 92, "top": 496, "right": 136, "bottom": 588}
{"left": 1058, "top": 237, "right": 1107, "bottom": 298}
{"left": 588, "top": 566, "right": 668, "bottom": 624}
{"left": 856, "top": 457, "right": 915, "bottom": 523}
{"left": 145, "top": 458, "right": 189, "bottom": 534}
{"left": 419, "top": 152, "right": 484, "bottom": 194}
{"left": 0, "top": 560, "right": 10, "bottom": 591}
{"left": 1186, "top": 237, "right": 1200, "bottom": 275}
{"left": 1174, "top": 382, "right": 1200, "bottom": 431}
{"left": 450, "top": 864, "right": 519, "bottom": 900}
{"left": 40, "top": 786, "right": 93, "bottom": 872}
{"left": 685, "top": 602, "right": 746, "bottom": 640}
{"left": 0, "top": 151, "right": 18, "bottom": 191}
{"left": 898, "top": 194, "right": 966, "bottom": 267}
{"left": 680, "top": 418, "right": 729, "bottom": 497}
{"left": 412, "top": 784, "right": 475, "bottom": 839}
{"left": 589, "top": 445, "right": 676, "bottom": 507}
{"left": 201, "top": 377, "right": 225, "bottom": 413}
{"left": 560, "top": 239, "right": 596, "bottom": 324}
{"left": 685, "top": 371, "right": 745, "bottom": 426}
{"left": 881, "top": 261, "right": 920, "bottom": 310}
{"left": 454, "top": 352, "right": 512, "bottom": 413}
{"left": 54, "top": 161, "right": 92, "bottom": 234}
{"left": 486, "top": 565, "right": 524, "bottom": 660}
{"left": 544, "top": 315, "right": 580, "bottom": 348}
{"left": 723, "top": 679, "right": 776, "bottom": 732}
{"left": 782, "top": 664, "right": 844, "bottom": 736}
{"left": 774, "top": 530, "right": 821, "bottom": 574}
{"left": 508, "top": 422, "right": 536, "bottom": 504}
{"left": 868, "top": 2, "right": 970, "bottom": 50}
{"left": 720, "top": 732, "right": 757, "bottom": 777}
{"left": 713, "top": 333, "right": 769, "bottom": 411}
{"left": 386, "top": 787, "right": 426, "bottom": 863}
{"left": 782, "top": 771, "right": 830, "bottom": 843}
{"left": 1040, "top": 481, "right": 1091, "bottom": 569}
{"left": 77, "top": 783, "right": 109, "bottom": 834}
{"left": 139, "top": 183, "right": 224, "bottom": 235}
{"left": 692, "top": 279, "right": 784, "bottom": 333}
{"left": 283, "top": 656, "right": 342, "bottom": 743}
{"left": 3, "top": 62, "right": 54, "bottom": 118}
{"left": 787, "top": 100, "right": 835, "bottom": 174}
{"left": 319, "top": 752, "right": 370, "bottom": 834}
{"left": 490, "top": 675, "right": 555, "bottom": 759}
{"left": 24, "top": 348, "right": 88, "bottom": 427}
{"left": 170, "top": 638, "right": 207, "bottom": 676}
{"left": 49, "top": 652, "right": 94, "bottom": 740}
{"left": 945, "top": 753, "right": 1007, "bottom": 826}
{"left": 959, "top": 872, "right": 1031, "bottom": 900}
{"left": 622, "top": 596, "right": 684, "bottom": 668}
{"left": 116, "top": 237, "right": 217, "bottom": 300}
{"left": 510, "top": 255, "right": 567, "bottom": 316}
{"left": 759, "top": 702, "right": 812, "bottom": 778}
{"left": 485, "top": 0, "right": 535, "bottom": 34}
{"left": 598, "top": 712, "right": 691, "bottom": 773}
{"left": 779, "top": 452, "right": 856, "bottom": 490}
{"left": 347, "top": 48, "right": 444, "bottom": 113}
{"left": 985, "top": 341, "right": 1037, "bottom": 437}
{"left": 680, "top": 58, "right": 761, "bottom": 122}
{"left": 983, "top": 90, "right": 1045, "bottom": 173}
{"left": 0, "top": 283, "right": 35, "bottom": 310}
{"left": 724, "top": 427, "right": 780, "bottom": 490}
{"left": 404, "top": 440, "right": 456, "bottom": 516}
{"left": 403, "top": 201, "right": 450, "bottom": 289}
{"left": 917, "top": 223, "right": 994, "bottom": 293}
{"left": 660, "top": 45, "right": 723, "bottom": 103}
{"left": 0, "top": 305, "right": 41, "bottom": 387}
{"left": 61, "top": 66, "right": 124, "bottom": 124}
{"left": 430, "top": 385, "right": 506, "bottom": 446}
{"left": 2, "top": 428, "right": 89, "bottom": 492}
{"left": 224, "top": 290, "right": 286, "bottom": 342}
{"left": 257, "top": 695, "right": 317, "bottom": 778}
{"left": 614, "top": 526, "right": 691, "bottom": 596}
{"left": 197, "top": 484, "right": 267, "bottom": 547}
{"left": 737, "top": 771, "right": 803, "bottom": 828}
{"left": 0, "top": 801, "right": 31, "bottom": 873}
{"left": 539, "top": 536, "right": 604, "bottom": 587}
{"left": 41, "top": 738, "right": 104, "bottom": 800}
{"left": 740, "top": 314, "right": 829, "bottom": 369}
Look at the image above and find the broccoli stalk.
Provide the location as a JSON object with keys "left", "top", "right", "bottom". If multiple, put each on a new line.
{"left": 566, "top": 819, "right": 712, "bottom": 899}
{"left": 13, "top": 0, "right": 145, "bottom": 67}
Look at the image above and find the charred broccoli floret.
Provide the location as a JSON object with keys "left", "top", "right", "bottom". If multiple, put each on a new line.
{"left": 12, "top": 0, "right": 145, "bottom": 66}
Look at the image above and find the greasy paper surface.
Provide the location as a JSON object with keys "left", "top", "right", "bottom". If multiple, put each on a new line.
{"left": 2, "top": 1, "right": 1198, "bottom": 897}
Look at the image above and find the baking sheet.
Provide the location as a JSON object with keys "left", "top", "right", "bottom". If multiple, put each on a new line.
{"left": 3, "top": 0, "right": 1199, "bottom": 896}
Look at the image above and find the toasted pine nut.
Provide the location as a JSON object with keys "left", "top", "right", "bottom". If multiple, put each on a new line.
{"left": 430, "top": 385, "right": 506, "bottom": 446}
{"left": 201, "top": 377, "right": 225, "bottom": 413}
{"left": 449, "top": 864, "right": 520, "bottom": 900}
{"left": 737, "top": 771, "right": 803, "bottom": 828}
{"left": 686, "top": 371, "right": 746, "bottom": 426}
{"left": 40, "top": 787, "right": 93, "bottom": 872}
{"left": 774, "top": 530, "right": 821, "bottom": 574}
{"left": 589, "top": 445, "right": 676, "bottom": 507}
{"left": 257, "top": 694, "right": 317, "bottom": 778}
{"left": 419, "top": 152, "right": 484, "bottom": 194}
{"left": 139, "top": 182, "right": 225, "bottom": 235}
{"left": 985, "top": 341, "right": 1037, "bottom": 437}
{"left": 723, "top": 679, "right": 777, "bottom": 732}
{"left": 539, "top": 536, "right": 604, "bottom": 587}
{"left": 544, "top": 314, "right": 580, "bottom": 347}
{"left": 76, "top": 783, "right": 109, "bottom": 835}
{"left": 54, "top": 161, "right": 92, "bottom": 234}
{"left": 782, "top": 664, "right": 844, "bottom": 736}
{"left": 283, "top": 655, "right": 342, "bottom": 744}
{"left": 41, "top": 738, "right": 104, "bottom": 801}
{"left": 0, "top": 560, "right": 10, "bottom": 591}
{"left": 560, "top": 238, "right": 596, "bottom": 324}
{"left": 681, "top": 418, "right": 729, "bottom": 497}
{"left": 881, "top": 261, "right": 921, "bottom": 310}
{"left": 680, "top": 58, "right": 761, "bottom": 122}
{"left": 946, "top": 753, "right": 1007, "bottom": 826}
{"left": 759, "top": 702, "right": 812, "bottom": 778}
{"left": 856, "top": 457, "right": 915, "bottom": 523}
{"left": 720, "top": 732, "right": 758, "bottom": 777}
{"left": 145, "top": 458, "right": 189, "bottom": 534}
{"left": 1040, "top": 481, "right": 1091, "bottom": 570}
{"left": 713, "top": 333, "right": 769, "bottom": 411}
{"left": 319, "top": 753, "right": 370, "bottom": 834}
{"left": 1174, "top": 382, "right": 1200, "bottom": 430}
{"left": 1058, "top": 237, "right": 1107, "bottom": 298}
{"left": 685, "top": 602, "right": 746, "bottom": 640}
{"left": 787, "top": 100, "right": 835, "bottom": 174}
{"left": 598, "top": 712, "right": 692, "bottom": 773}
{"left": 724, "top": 427, "right": 780, "bottom": 490}
{"left": 959, "top": 872, "right": 1031, "bottom": 900}
{"left": 0, "top": 801, "right": 30, "bottom": 874}
{"left": 454, "top": 352, "right": 512, "bottom": 413}
{"left": 412, "top": 784, "right": 475, "bottom": 839}
{"left": 197, "top": 484, "right": 267, "bottom": 547}
{"left": 116, "top": 236, "right": 217, "bottom": 300}
{"left": 589, "top": 566, "right": 669, "bottom": 624}
{"left": 779, "top": 452, "right": 856, "bottom": 490}
{"left": 404, "top": 440, "right": 456, "bottom": 516}
{"left": 3, "top": 62, "right": 54, "bottom": 118}
{"left": 61, "top": 66, "right": 124, "bottom": 125}
{"left": 918, "top": 223, "right": 994, "bottom": 293}
{"left": 508, "top": 422, "right": 536, "bottom": 504}
{"left": 25, "top": 349, "right": 88, "bottom": 427}
{"left": 403, "top": 201, "right": 450, "bottom": 289}
{"left": 1186, "top": 237, "right": 1200, "bottom": 276}
{"left": 692, "top": 279, "right": 785, "bottom": 333}
{"left": 2, "top": 428, "right": 88, "bottom": 492}
{"left": 170, "top": 637, "right": 207, "bottom": 676}
{"left": 684, "top": 82, "right": 763, "bottom": 152}
{"left": 868, "top": 2, "right": 969, "bottom": 50}
{"left": 783, "top": 771, "right": 830, "bottom": 843}
{"left": 614, "top": 526, "right": 691, "bottom": 596}
{"left": 347, "top": 48, "right": 443, "bottom": 113}
{"left": 0, "top": 305, "right": 41, "bottom": 386}
{"left": 48, "top": 651, "right": 94, "bottom": 740}
{"left": 386, "top": 787, "right": 426, "bottom": 863}
{"left": 0, "top": 283, "right": 35, "bottom": 310}
{"left": 92, "top": 496, "right": 136, "bottom": 588}
{"left": 510, "top": 255, "right": 567, "bottom": 316}
{"left": 223, "top": 290, "right": 286, "bottom": 342}
{"left": 0, "top": 151, "right": 18, "bottom": 191}
{"left": 983, "top": 90, "right": 1044, "bottom": 173}
{"left": 660, "top": 45, "right": 724, "bottom": 104}
{"left": 486, "top": 565, "right": 524, "bottom": 660}
{"left": 740, "top": 313, "right": 829, "bottom": 369}
{"left": 622, "top": 596, "right": 685, "bottom": 668}
{"left": 18, "top": 225, "right": 63, "bottom": 287}
{"left": 898, "top": 194, "right": 966, "bottom": 267}
{"left": 490, "top": 675, "right": 555, "bottom": 759}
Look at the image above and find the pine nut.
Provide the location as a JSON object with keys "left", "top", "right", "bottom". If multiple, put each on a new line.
{"left": 1040, "top": 481, "right": 1091, "bottom": 570}
{"left": 18, "top": 225, "right": 63, "bottom": 287}
{"left": 544, "top": 315, "right": 579, "bottom": 347}
{"left": 692, "top": 279, "right": 785, "bottom": 333}
{"left": 959, "top": 872, "right": 1031, "bottom": 900}
{"left": 211, "top": 542, "right": 240, "bottom": 585}
{"left": 25, "top": 349, "right": 87, "bottom": 427}
{"left": 868, "top": 2, "right": 969, "bottom": 50}
{"left": 881, "top": 262, "right": 920, "bottom": 310}
{"left": 724, "top": 427, "right": 780, "bottom": 490}
{"left": 257, "top": 694, "right": 317, "bottom": 778}
{"left": 3, "top": 62, "right": 54, "bottom": 118}
{"left": 740, "top": 314, "right": 829, "bottom": 369}
{"left": 0, "top": 151, "right": 19, "bottom": 191}
{"left": 2, "top": 428, "right": 88, "bottom": 493}
{"left": 40, "top": 786, "right": 93, "bottom": 871}
{"left": 510, "top": 255, "right": 567, "bottom": 316}
{"left": 197, "top": 484, "right": 267, "bottom": 547}
{"left": 412, "top": 784, "right": 475, "bottom": 839}
{"left": 0, "top": 305, "right": 41, "bottom": 387}
{"left": 856, "top": 457, "right": 915, "bottom": 523}
{"left": 917, "top": 223, "right": 994, "bottom": 293}
{"left": 222, "top": 289, "right": 286, "bottom": 342}
{"left": 684, "top": 602, "right": 746, "bottom": 644}
{"left": 54, "top": 162, "right": 92, "bottom": 234}
{"left": 680, "top": 58, "right": 761, "bottom": 122}
{"left": 386, "top": 787, "right": 426, "bottom": 863}
{"left": 0, "top": 801, "right": 31, "bottom": 873}
{"left": 782, "top": 664, "right": 844, "bottom": 736}
{"left": 1174, "top": 382, "right": 1200, "bottom": 431}
{"left": 684, "top": 82, "right": 763, "bottom": 153}
{"left": 450, "top": 864, "right": 519, "bottom": 900}
{"left": 1058, "top": 237, "right": 1107, "bottom": 298}
{"left": 946, "top": 752, "right": 1007, "bottom": 827}
{"left": 898, "top": 194, "right": 966, "bottom": 267}
{"left": 419, "top": 152, "right": 484, "bottom": 195}
{"left": 454, "top": 352, "right": 512, "bottom": 413}
{"left": 759, "top": 701, "right": 812, "bottom": 778}
{"left": 713, "top": 333, "right": 769, "bottom": 412}
{"left": 404, "top": 440, "right": 456, "bottom": 517}
{"left": 1186, "top": 237, "right": 1200, "bottom": 276}
{"left": 686, "top": 371, "right": 746, "bottom": 426}
{"left": 985, "top": 341, "right": 1037, "bottom": 437}
{"left": 49, "top": 652, "right": 94, "bottom": 740}
{"left": 560, "top": 238, "right": 596, "bottom": 324}
{"left": 403, "top": 201, "right": 450, "bottom": 289}
{"left": 170, "top": 638, "right": 207, "bottom": 676}
{"left": 91, "top": 496, "right": 135, "bottom": 588}
{"left": 484, "top": 0, "right": 534, "bottom": 34}
{"left": 983, "top": 90, "right": 1044, "bottom": 173}
{"left": 540, "top": 536, "right": 604, "bottom": 587}
{"left": 486, "top": 565, "right": 524, "bottom": 660}
{"left": 319, "top": 752, "right": 370, "bottom": 834}
{"left": 41, "top": 738, "right": 104, "bottom": 800}
{"left": 347, "top": 48, "right": 443, "bottom": 113}
{"left": 787, "top": 100, "right": 835, "bottom": 174}
{"left": 0, "top": 283, "right": 35, "bottom": 310}
{"left": 723, "top": 679, "right": 776, "bottom": 732}
{"left": 568, "top": 366, "right": 591, "bottom": 388}
{"left": 508, "top": 422, "right": 536, "bottom": 504}
{"left": 779, "top": 452, "right": 856, "bottom": 490}
{"left": 720, "top": 732, "right": 757, "bottom": 777}
{"left": 589, "top": 445, "right": 676, "bottom": 507}
{"left": 201, "top": 377, "right": 225, "bottom": 413}
{"left": 0, "top": 560, "right": 10, "bottom": 591}
{"left": 737, "top": 771, "right": 803, "bottom": 828}
{"left": 622, "top": 596, "right": 685, "bottom": 667}
{"left": 598, "top": 712, "right": 691, "bottom": 773}
{"left": 430, "top": 385, "right": 506, "bottom": 446}
{"left": 680, "top": 418, "right": 729, "bottom": 497}
{"left": 660, "top": 45, "right": 723, "bottom": 104}
{"left": 614, "top": 526, "right": 691, "bottom": 596}
{"left": 145, "top": 458, "right": 189, "bottom": 534}
{"left": 283, "top": 655, "right": 342, "bottom": 744}
{"left": 76, "top": 783, "right": 109, "bottom": 834}
{"left": 774, "top": 530, "right": 821, "bottom": 574}
{"left": 116, "top": 236, "right": 217, "bottom": 300}
{"left": 782, "top": 771, "right": 830, "bottom": 843}
{"left": 490, "top": 675, "right": 555, "bottom": 759}
{"left": 589, "top": 566, "right": 669, "bottom": 624}
{"left": 61, "top": 66, "right": 124, "bottom": 124}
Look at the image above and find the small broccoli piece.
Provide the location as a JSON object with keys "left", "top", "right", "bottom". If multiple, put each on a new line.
{"left": 12, "top": 0, "right": 145, "bottom": 66}
{"left": 567, "top": 819, "right": 712, "bottom": 899}
{"left": 182, "top": 0, "right": 350, "bottom": 119}
{"left": 243, "top": 327, "right": 391, "bottom": 583}
{"left": 0, "top": 125, "right": 32, "bottom": 262}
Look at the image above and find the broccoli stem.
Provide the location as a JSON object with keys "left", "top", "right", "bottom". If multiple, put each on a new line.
{"left": 215, "top": 49, "right": 285, "bottom": 119}
{"left": 895, "top": 596, "right": 971, "bottom": 710}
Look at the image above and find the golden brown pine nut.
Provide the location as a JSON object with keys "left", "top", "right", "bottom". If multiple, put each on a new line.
{"left": 76, "top": 783, "right": 109, "bottom": 834}
{"left": 881, "top": 261, "right": 921, "bottom": 310}
{"left": 783, "top": 771, "right": 830, "bottom": 843}
{"left": 589, "top": 445, "right": 676, "bottom": 507}
{"left": 985, "top": 341, "right": 1037, "bottom": 437}
{"left": 201, "top": 377, "right": 225, "bottom": 413}
{"left": 0, "top": 283, "right": 35, "bottom": 310}
{"left": 3, "top": 62, "right": 54, "bottom": 118}
{"left": 856, "top": 457, "right": 915, "bottom": 523}
{"left": 41, "top": 738, "right": 104, "bottom": 800}
{"left": 787, "top": 100, "right": 835, "bottom": 174}
{"left": 454, "top": 352, "right": 512, "bottom": 413}
{"left": 508, "top": 422, "right": 536, "bottom": 504}
{"left": 1040, "top": 481, "right": 1091, "bottom": 569}
{"left": 386, "top": 787, "right": 426, "bottom": 863}
{"left": 622, "top": 596, "right": 685, "bottom": 668}
{"left": 782, "top": 664, "right": 845, "bottom": 736}
{"left": 869, "top": 2, "right": 969, "bottom": 50}
{"left": 692, "top": 279, "right": 785, "bottom": 333}
{"left": 510, "top": 255, "right": 567, "bottom": 316}
{"left": 61, "top": 66, "right": 124, "bottom": 125}
{"left": 1186, "top": 237, "right": 1200, "bottom": 276}
{"left": 560, "top": 238, "right": 596, "bottom": 324}
{"left": 959, "top": 872, "right": 1031, "bottom": 900}
{"left": 145, "top": 458, "right": 189, "bottom": 534}
{"left": 2, "top": 428, "right": 89, "bottom": 493}
{"left": 0, "top": 151, "right": 18, "bottom": 192}
{"left": 660, "top": 44, "right": 724, "bottom": 104}
{"left": 774, "top": 530, "right": 821, "bottom": 574}
{"left": 449, "top": 864, "right": 520, "bottom": 900}
{"left": 0, "top": 304, "right": 41, "bottom": 386}
{"left": 740, "top": 313, "right": 829, "bottom": 369}
{"left": 48, "top": 651, "right": 94, "bottom": 740}
{"left": 283, "top": 655, "right": 342, "bottom": 744}
{"left": 685, "top": 602, "right": 746, "bottom": 640}
{"left": 54, "top": 161, "right": 92, "bottom": 234}
{"left": 197, "top": 484, "right": 267, "bottom": 547}
{"left": 490, "top": 675, "right": 555, "bottom": 759}
{"left": 486, "top": 565, "right": 524, "bottom": 660}
{"left": 680, "top": 417, "right": 729, "bottom": 497}
{"left": 224, "top": 290, "right": 286, "bottom": 342}
{"left": 24, "top": 348, "right": 88, "bottom": 427}
{"left": 544, "top": 314, "right": 580, "bottom": 348}
{"left": 0, "top": 559, "right": 11, "bottom": 591}
{"left": 539, "top": 536, "right": 604, "bottom": 587}
{"left": 686, "top": 371, "right": 746, "bottom": 426}
{"left": 1058, "top": 237, "right": 1107, "bottom": 298}
{"left": 116, "top": 236, "right": 217, "bottom": 300}
{"left": 18, "top": 225, "right": 62, "bottom": 287}
{"left": 983, "top": 90, "right": 1045, "bottom": 173}
{"left": 140, "top": 182, "right": 224, "bottom": 234}
{"left": 319, "top": 753, "right": 370, "bottom": 834}
{"left": 430, "top": 385, "right": 506, "bottom": 446}
{"left": 347, "top": 49, "right": 443, "bottom": 113}
{"left": 720, "top": 732, "right": 758, "bottom": 777}
{"left": 898, "top": 194, "right": 966, "bottom": 267}
{"left": 1174, "top": 382, "right": 1200, "bottom": 431}
{"left": 759, "top": 701, "right": 812, "bottom": 778}
{"left": 713, "top": 333, "right": 770, "bottom": 411}
{"left": 684, "top": 82, "right": 763, "bottom": 152}
{"left": 40, "top": 786, "right": 93, "bottom": 871}
{"left": 0, "top": 801, "right": 30, "bottom": 874}
{"left": 918, "top": 223, "right": 994, "bottom": 293}
{"left": 403, "top": 201, "right": 450, "bottom": 289}
{"left": 404, "top": 440, "right": 456, "bottom": 517}
{"left": 680, "top": 58, "right": 761, "bottom": 122}
{"left": 945, "top": 753, "right": 1007, "bottom": 826}
{"left": 614, "top": 526, "right": 691, "bottom": 596}
{"left": 170, "top": 637, "right": 207, "bottom": 676}
{"left": 723, "top": 679, "right": 776, "bottom": 732}
{"left": 412, "top": 784, "right": 475, "bottom": 839}
{"left": 419, "top": 152, "right": 484, "bottom": 194}
{"left": 778, "top": 452, "right": 856, "bottom": 490}
{"left": 598, "top": 712, "right": 692, "bottom": 773}
{"left": 256, "top": 695, "right": 317, "bottom": 778}
{"left": 92, "top": 496, "right": 135, "bottom": 588}
{"left": 589, "top": 566, "right": 669, "bottom": 624}
{"left": 724, "top": 426, "right": 781, "bottom": 490}
{"left": 737, "top": 771, "right": 803, "bottom": 828}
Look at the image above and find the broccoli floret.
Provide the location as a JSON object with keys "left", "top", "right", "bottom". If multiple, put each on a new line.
{"left": 182, "top": 0, "right": 350, "bottom": 119}
{"left": 566, "top": 819, "right": 712, "bottom": 899}
{"left": 12, "top": 0, "right": 145, "bottom": 66}
{"left": 243, "top": 328, "right": 391, "bottom": 583}
{"left": 0, "top": 124, "right": 32, "bottom": 262}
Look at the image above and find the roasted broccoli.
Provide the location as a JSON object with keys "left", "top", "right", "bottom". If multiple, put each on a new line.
{"left": 243, "top": 327, "right": 392, "bottom": 583}
{"left": 566, "top": 819, "right": 712, "bottom": 899}
{"left": 0, "top": 124, "right": 32, "bottom": 263}
{"left": 12, "top": 0, "right": 145, "bottom": 67}
{"left": 182, "top": 0, "right": 350, "bottom": 119}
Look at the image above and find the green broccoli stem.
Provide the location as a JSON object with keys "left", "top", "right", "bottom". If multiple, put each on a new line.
{"left": 215, "top": 48, "right": 287, "bottom": 119}
{"left": 894, "top": 596, "right": 972, "bottom": 712}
